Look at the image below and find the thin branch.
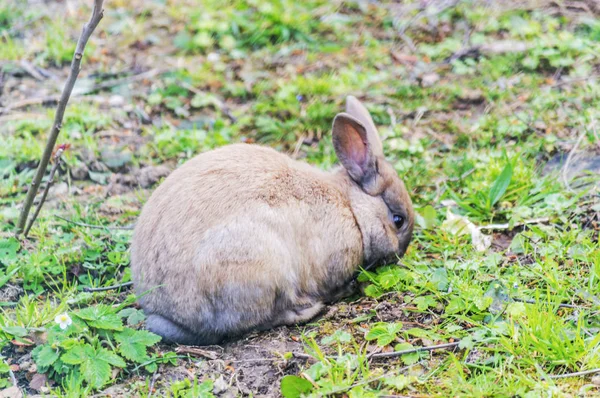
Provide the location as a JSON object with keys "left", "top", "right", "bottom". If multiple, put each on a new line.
{"left": 478, "top": 217, "right": 550, "bottom": 231}
{"left": 549, "top": 368, "right": 600, "bottom": 379}
{"left": 83, "top": 282, "right": 133, "bottom": 292}
{"left": 552, "top": 75, "right": 598, "bottom": 88}
{"left": 368, "top": 341, "right": 460, "bottom": 360}
{"left": 175, "top": 346, "right": 219, "bottom": 360}
{"left": 23, "top": 147, "right": 66, "bottom": 237}
{"left": 512, "top": 297, "right": 587, "bottom": 309}
{"left": 55, "top": 215, "right": 135, "bottom": 230}
{"left": 562, "top": 123, "right": 591, "bottom": 192}
{"left": 147, "top": 372, "right": 160, "bottom": 398}
{"left": 178, "top": 81, "right": 237, "bottom": 122}
{"left": 14, "top": 0, "right": 104, "bottom": 236}
{"left": 8, "top": 366, "right": 18, "bottom": 390}
{"left": 1, "top": 68, "right": 163, "bottom": 113}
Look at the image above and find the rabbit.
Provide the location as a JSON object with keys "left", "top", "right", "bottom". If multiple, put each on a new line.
{"left": 130, "top": 96, "right": 414, "bottom": 345}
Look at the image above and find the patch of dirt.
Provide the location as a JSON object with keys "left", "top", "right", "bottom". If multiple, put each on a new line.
{"left": 151, "top": 327, "right": 305, "bottom": 397}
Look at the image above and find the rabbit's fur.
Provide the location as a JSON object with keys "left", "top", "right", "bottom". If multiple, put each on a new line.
{"left": 131, "top": 96, "right": 414, "bottom": 345}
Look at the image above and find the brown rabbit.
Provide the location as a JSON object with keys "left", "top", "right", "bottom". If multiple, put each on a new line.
{"left": 131, "top": 96, "right": 414, "bottom": 345}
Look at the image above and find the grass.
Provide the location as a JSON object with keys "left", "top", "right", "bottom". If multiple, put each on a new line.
{"left": 1, "top": 0, "right": 600, "bottom": 396}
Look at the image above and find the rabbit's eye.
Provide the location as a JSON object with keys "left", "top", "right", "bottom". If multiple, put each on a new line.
{"left": 393, "top": 214, "right": 404, "bottom": 229}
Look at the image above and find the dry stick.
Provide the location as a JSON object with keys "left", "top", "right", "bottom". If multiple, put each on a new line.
{"left": 23, "top": 148, "right": 65, "bottom": 237}
{"left": 14, "top": 0, "right": 104, "bottom": 236}
{"left": 368, "top": 341, "right": 460, "bottom": 360}
{"left": 83, "top": 282, "right": 133, "bottom": 292}
{"left": 512, "top": 297, "right": 586, "bottom": 310}
{"left": 1, "top": 68, "right": 162, "bottom": 113}
{"left": 562, "top": 124, "right": 591, "bottom": 193}
{"left": 178, "top": 81, "right": 237, "bottom": 122}
{"left": 478, "top": 217, "right": 550, "bottom": 231}
{"left": 549, "top": 368, "right": 600, "bottom": 379}
{"left": 147, "top": 372, "right": 160, "bottom": 398}
{"left": 55, "top": 215, "right": 135, "bottom": 230}
{"left": 8, "top": 366, "right": 18, "bottom": 390}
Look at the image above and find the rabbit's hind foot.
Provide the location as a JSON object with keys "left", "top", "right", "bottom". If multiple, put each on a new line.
{"left": 146, "top": 314, "right": 222, "bottom": 346}
{"left": 281, "top": 301, "right": 325, "bottom": 325}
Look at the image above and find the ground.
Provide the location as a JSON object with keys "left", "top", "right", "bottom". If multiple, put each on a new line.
{"left": 1, "top": 0, "right": 600, "bottom": 396}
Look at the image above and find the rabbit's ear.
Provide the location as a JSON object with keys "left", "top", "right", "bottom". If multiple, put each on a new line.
{"left": 345, "top": 96, "right": 383, "bottom": 157}
{"left": 332, "top": 113, "right": 379, "bottom": 189}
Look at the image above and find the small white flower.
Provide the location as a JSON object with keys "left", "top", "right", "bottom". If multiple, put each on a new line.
{"left": 55, "top": 313, "right": 72, "bottom": 330}
{"left": 207, "top": 52, "right": 220, "bottom": 63}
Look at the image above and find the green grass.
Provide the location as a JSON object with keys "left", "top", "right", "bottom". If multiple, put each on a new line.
{"left": 1, "top": 0, "right": 600, "bottom": 396}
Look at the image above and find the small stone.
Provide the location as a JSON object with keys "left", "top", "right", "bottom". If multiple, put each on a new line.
{"left": 591, "top": 375, "right": 600, "bottom": 385}
{"left": 213, "top": 375, "right": 228, "bottom": 394}
{"left": 109, "top": 95, "right": 125, "bottom": 107}
{"left": 136, "top": 165, "right": 171, "bottom": 188}
{"left": 0, "top": 386, "right": 22, "bottom": 398}
{"left": 420, "top": 73, "right": 440, "bottom": 87}
{"left": 18, "top": 361, "right": 31, "bottom": 370}
{"left": 70, "top": 164, "right": 89, "bottom": 180}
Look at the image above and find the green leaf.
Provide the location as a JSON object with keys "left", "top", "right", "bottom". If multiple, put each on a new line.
{"left": 61, "top": 345, "right": 86, "bottom": 365}
{"left": 115, "top": 328, "right": 161, "bottom": 363}
{"left": 363, "top": 284, "right": 383, "bottom": 298}
{"left": 365, "top": 323, "right": 402, "bottom": 347}
{"left": 488, "top": 162, "right": 513, "bottom": 206}
{"left": 96, "top": 346, "right": 126, "bottom": 368}
{"left": 0, "top": 238, "right": 20, "bottom": 263}
{"left": 117, "top": 308, "right": 146, "bottom": 326}
{"left": 414, "top": 295, "right": 437, "bottom": 311}
{"left": 393, "top": 342, "right": 419, "bottom": 365}
{"left": 473, "top": 295, "right": 493, "bottom": 311}
{"left": 383, "top": 374, "right": 412, "bottom": 391}
{"left": 1, "top": 325, "right": 27, "bottom": 337}
{"left": 74, "top": 305, "right": 123, "bottom": 331}
{"left": 34, "top": 345, "right": 60, "bottom": 368}
{"left": 81, "top": 355, "right": 112, "bottom": 389}
{"left": 280, "top": 375, "right": 313, "bottom": 398}
{"left": 321, "top": 329, "right": 352, "bottom": 345}
{"left": 445, "top": 297, "right": 466, "bottom": 314}
{"left": 61, "top": 344, "right": 125, "bottom": 389}
{"left": 459, "top": 336, "right": 475, "bottom": 350}
{"left": 422, "top": 205, "right": 437, "bottom": 229}
{"left": 365, "top": 326, "right": 387, "bottom": 341}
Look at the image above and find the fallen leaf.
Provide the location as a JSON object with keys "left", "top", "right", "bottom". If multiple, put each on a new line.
{"left": 29, "top": 373, "right": 48, "bottom": 392}
{"left": 441, "top": 209, "right": 492, "bottom": 252}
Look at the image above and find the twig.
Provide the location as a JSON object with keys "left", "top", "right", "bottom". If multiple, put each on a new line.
{"left": 478, "top": 217, "right": 550, "bottom": 231}
{"left": 83, "top": 282, "right": 133, "bottom": 292}
{"left": 15, "top": 0, "right": 105, "bottom": 236}
{"left": 562, "top": 123, "right": 591, "bottom": 192}
{"left": 8, "top": 366, "right": 18, "bottom": 389}
{"left": 1, "top": 68, "right": 163, "bottom": 113}
{"left": 55, "top": 215, "right": 135, "bottom": 230}
{"left": 368, "top": 341, "right": 460, "bottom": 359}
{"left": 147, "top": 372, "right": 160, "bottom": 398}
{"left": 0, "top": 70, "right": 5, "bottom": 101}
{"left": 549, "top": 368, "right": 600, "bottom": 379}
{"left": 175, "top": 346, "right": 219, "bottom": 360}
{"left": 512, "top": 297, "right": 587, "bottom": 309}
{"left": 23, "top": 147, "right": 66, "bottom": 237}
{"left": 292, "top": 352, "right": 314, "bottom": 360}
{"left": 19, "top": 60, "right": 46, "bottom": 81}
{"left": 448, "top": 168, "right": 475, "bottom": 182}
{"left": 552, "top": 75, "right": 598, "bottom": 88}
{"left": 178, "top": 81, "right": 237, "bottom": 122}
